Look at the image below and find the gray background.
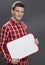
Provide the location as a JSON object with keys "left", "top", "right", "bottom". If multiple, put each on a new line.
{"left": 0, "top": 0, "right": 45, "bottom": 65}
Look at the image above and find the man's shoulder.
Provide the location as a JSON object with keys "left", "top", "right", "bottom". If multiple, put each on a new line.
{"left": 3, "top": 20, "right": 10, "bottom": 27}
{"left": 21, "top": 21, "right": 27, "bottom": 26}
{"left": 21, "top": 21, "right": 27, "bottom": 25}
{"left": 2, "top": 20, "right": 10, "bottom": 30}
{"left": 21, "top": 21, "right": 28, "bottom": 29}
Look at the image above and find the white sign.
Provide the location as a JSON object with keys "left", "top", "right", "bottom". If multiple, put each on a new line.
{"left": 7, "top": 34, "right": 39, "bottom": 59}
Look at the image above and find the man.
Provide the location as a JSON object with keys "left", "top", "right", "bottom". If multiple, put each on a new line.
{"left": 0, "top": 1, "right": 39, "bottom": 65}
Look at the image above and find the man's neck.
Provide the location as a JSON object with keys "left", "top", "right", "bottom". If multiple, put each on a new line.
{"left": 11, "top": 17, "right": 20, "bottom": 23}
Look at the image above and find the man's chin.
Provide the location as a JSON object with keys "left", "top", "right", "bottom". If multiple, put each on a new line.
{"left": 16, "top": 18, "right": 22, "bottom": 21}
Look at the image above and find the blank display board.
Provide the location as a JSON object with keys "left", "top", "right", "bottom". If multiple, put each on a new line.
{"left": 7, "top": 34, "right": 39, "bottom": 59}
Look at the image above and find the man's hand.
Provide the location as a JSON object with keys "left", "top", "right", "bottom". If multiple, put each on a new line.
{"left": 11, "top": 58, "right": 20, "bottom": 64}
{"left": 34, "top": 38, "right": 39, "bottom": 45}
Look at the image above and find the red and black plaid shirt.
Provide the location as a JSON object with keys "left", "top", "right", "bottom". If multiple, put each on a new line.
{"left": 0, "top": 19, "right": 29, "bottom": 65}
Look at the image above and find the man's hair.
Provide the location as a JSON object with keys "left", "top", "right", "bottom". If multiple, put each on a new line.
{"left": 11, "top": 1, "right": 25, "bottom": 10}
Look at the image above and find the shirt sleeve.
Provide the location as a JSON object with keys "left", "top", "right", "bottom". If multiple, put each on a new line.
{"left": 21, "top": 22, "right": 29, "bottom": 33}
{"left": 0, "top": 28, "right": 2, "bottom": 53}
{"left": 0, "top": 25, "right": 12, "bottom": 63}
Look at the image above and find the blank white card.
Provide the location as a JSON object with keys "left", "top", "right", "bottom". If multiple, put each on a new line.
{"left": 7, "top": 34, "right": 39, "bottom": 59}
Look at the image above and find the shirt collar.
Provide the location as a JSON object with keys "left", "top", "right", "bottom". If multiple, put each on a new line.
{"left": 10, "top": 18, "right": 21, "bottom": 26}
{"left": 11, "top": 17, "right": 21, "bottom": 23}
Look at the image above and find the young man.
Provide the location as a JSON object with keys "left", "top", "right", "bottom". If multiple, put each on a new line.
{"left": 0, "top": 1, "right": 39, "bottom": 65}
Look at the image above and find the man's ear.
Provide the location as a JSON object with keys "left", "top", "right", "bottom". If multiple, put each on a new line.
{"left": 11, "top": 9, "right": 14, "bottom": 15}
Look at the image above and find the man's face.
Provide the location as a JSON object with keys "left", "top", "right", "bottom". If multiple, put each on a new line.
{"left": 11, "top": 6, "right": 25, "bottom": 21}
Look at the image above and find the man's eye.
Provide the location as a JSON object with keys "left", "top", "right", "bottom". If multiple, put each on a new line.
{"left": 16, "top": 10, "right": 19, "bottom": 12}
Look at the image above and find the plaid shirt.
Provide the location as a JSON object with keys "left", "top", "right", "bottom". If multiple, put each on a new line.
{"left": 0, "top": 19, "right": 29, "bottom": 65}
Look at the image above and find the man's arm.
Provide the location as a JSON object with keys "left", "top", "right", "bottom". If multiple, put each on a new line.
{"left": 0, "top": 25, "right": 20, "bottom": 64}
{"left": 0, "top": 26, "right": 12, "bottom": 63}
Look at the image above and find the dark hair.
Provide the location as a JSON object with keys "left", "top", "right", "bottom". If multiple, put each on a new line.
{"left": 11, "top": 1, "right": 25, "bottom": 10}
